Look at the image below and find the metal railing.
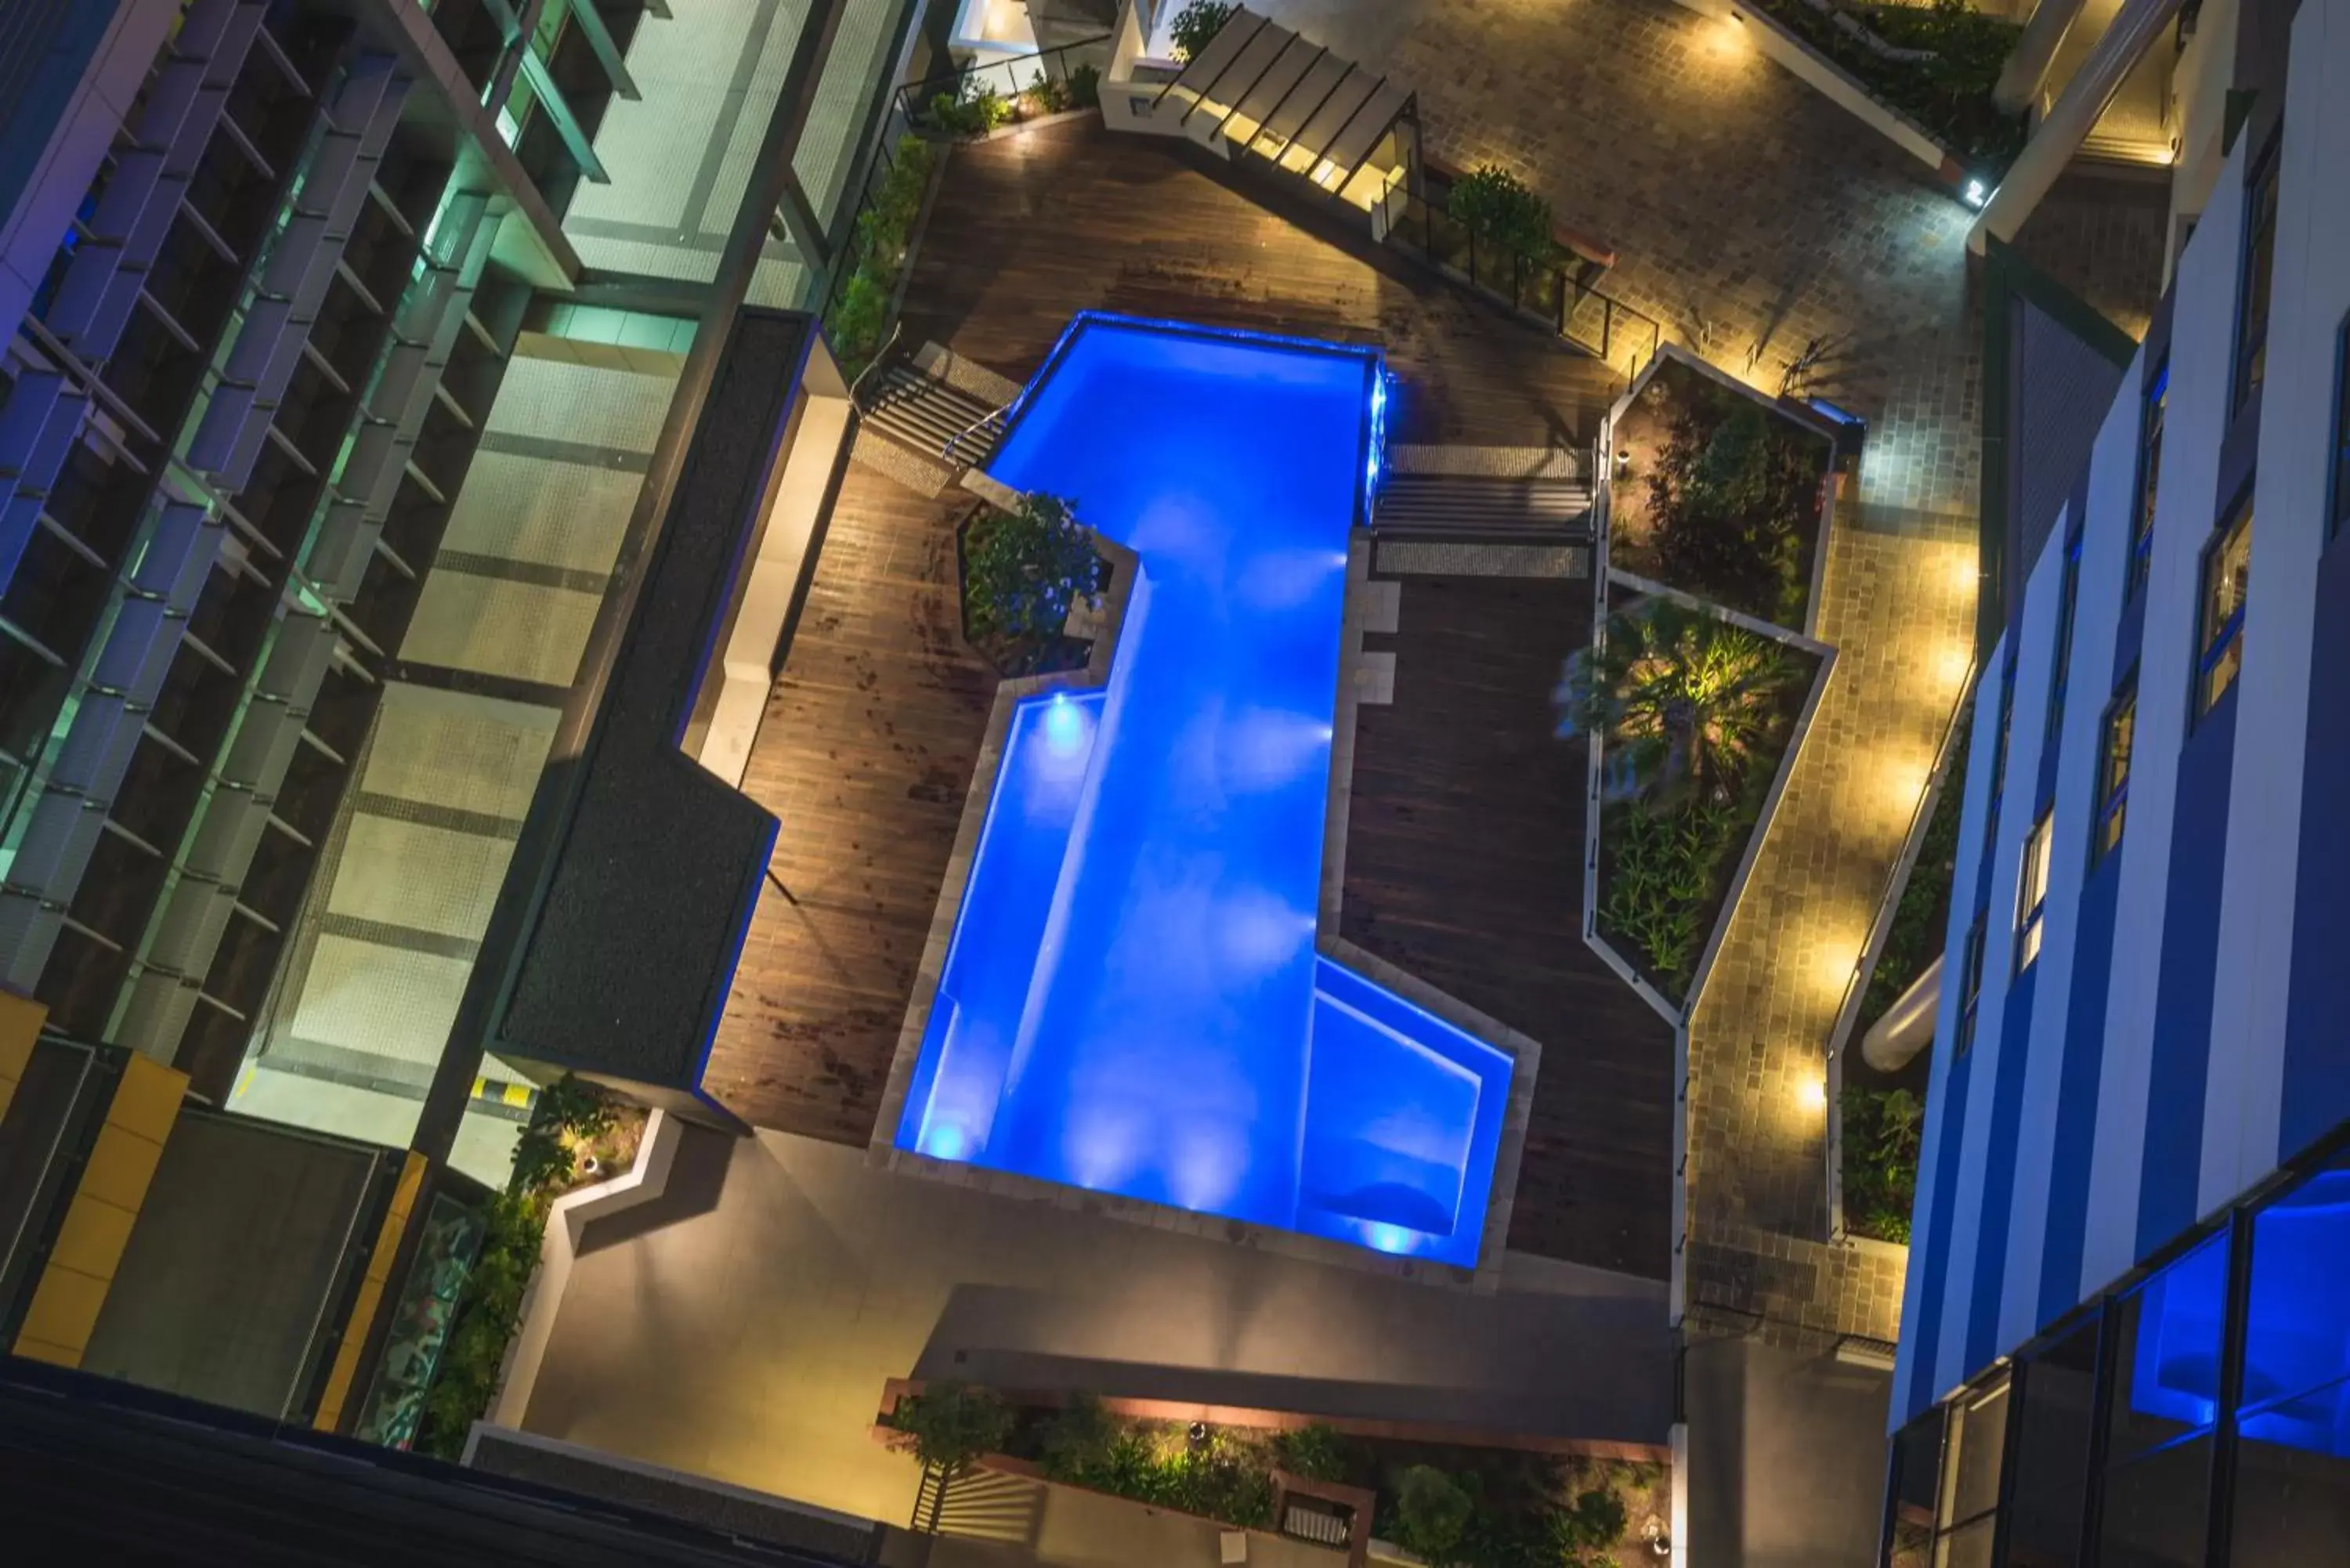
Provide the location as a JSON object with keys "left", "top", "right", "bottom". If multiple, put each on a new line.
{"left": 820, "top": 118, "right": 927, "bottom": 375}
{"left": 895, "top": 34, "right": 1113, "bottom": 134}
{"left": 1385, "top": 190, "right": 1661, "bottom": 377}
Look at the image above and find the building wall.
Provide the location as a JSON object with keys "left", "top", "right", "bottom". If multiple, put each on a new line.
{"left": 1894, "top": 0, "right": 2350, "bottom": 1425}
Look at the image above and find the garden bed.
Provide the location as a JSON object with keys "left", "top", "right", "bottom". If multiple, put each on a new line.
{"left": 823, "top": 134, "right": 939, "bottom": 379}
{"left": 955, "top": 493, "right": 1112, "bottom": 677}
{"left": 1608, "top": 355, "right": 1835, "bottom": 634}
{"left": 1583, "top": 595, "right": 1824, "bottom": 1010}
{"left": 1741, "top": 0, "right": 2026, "bottom": 174}
{"left": 876, "top": 1382, "right": 1671, "bottom": 1567}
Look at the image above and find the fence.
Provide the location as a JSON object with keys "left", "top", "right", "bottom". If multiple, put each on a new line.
{"left": 895, "top": 34, "right": 1113, "bottom": 134}
{"left": 1384, "top": 190, "right": 1661, "bottom": 378}
{"left": 819, "top": 114, "right": 926, "bottom": 376}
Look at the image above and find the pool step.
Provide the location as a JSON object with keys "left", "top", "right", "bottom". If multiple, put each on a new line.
{"left": 1371, "top": 473, "right": 1594, "bottom": 540}
{"left": 860, "top": 363, "right": 1007, "bottom": 465}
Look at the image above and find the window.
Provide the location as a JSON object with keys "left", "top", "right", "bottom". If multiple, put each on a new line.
{"left": 2234, "top": 139, "right": 2280, "bottom": 411}
{"left": 2131, "top": 362, "right": 2167, "bottom": 596}
{"left": 2008, "top": 1320, "right": 2101, "bottom": 1567}
{"left": 2048, "top": 529, "right": 2083, "bottom": 740}
{"left": 1883, "top": 1412, "right": 1943, "bottom": 1568}
{"left": 2095, "top": 677, "right": 2136, "bottom": 861}
{"left": 1958, "top": 909, "right": 1988, "bottom": 1055}
{"left": 2101, "top": 1232, "right": 2229, "bottom": 1565}
{"left": 2016, "top": 810, "right": 2053, "bottom": 972}
{"left": 2196, "top": 494, "right": 2254, "bottom": 715}
{"left": 2331, "top": 317, "right": 2350, "bottom": 539}
{"left": 1936, "top": 1375, "right": 2012, "bottom": 1568}
{"left": 2230, "top": 1154, "right": 2350, "bottom": 1559}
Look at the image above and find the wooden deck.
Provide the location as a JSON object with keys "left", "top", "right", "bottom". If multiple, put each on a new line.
{"left": 901, "top": 120, "right": 1621, "bottom": 448}
{"left": 707, "top": 119, "right": 1663, "bottom": 1274}
{"left": 1343, "top": 572, "right": 1674, "bottom": 1279}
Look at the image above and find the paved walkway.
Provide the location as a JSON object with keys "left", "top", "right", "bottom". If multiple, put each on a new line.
{"left": 1257, "top": 0, "right": 1986, "bottom": 1347}
{"left": 520, "top": 1129, "right": 1672, "bottom": 1541}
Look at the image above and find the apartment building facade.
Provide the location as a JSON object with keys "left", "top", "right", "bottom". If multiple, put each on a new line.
{"left": 1885, "top": 0, "right": 2350, "bottom": 1557}
{"left": 0, "top": 0, "right": 911, "bottom": 1437}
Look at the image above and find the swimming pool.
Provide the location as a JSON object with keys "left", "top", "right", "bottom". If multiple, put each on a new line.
{"left": 891, "top": 316, "right": 1513, "bottom": 1267}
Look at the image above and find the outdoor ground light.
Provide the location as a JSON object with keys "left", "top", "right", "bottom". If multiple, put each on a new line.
{"left": 1963, "top": 178, "right": 1990, "bottom": 209}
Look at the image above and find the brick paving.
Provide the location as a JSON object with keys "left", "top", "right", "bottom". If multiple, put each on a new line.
{"left": 1256, "top": 0, "right": 1990, "bottom": 1346}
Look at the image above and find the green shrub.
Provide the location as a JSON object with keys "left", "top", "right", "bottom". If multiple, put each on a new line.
{"left": 1272, "top": 1422, "right": 1350, "bottom": 1484}
{"left": 825, "top": 134, "right": 937, "bottom": 374}
{"left": 1445, "top": 166, "right": 1553, "bottom": 262}
{"left": 1070, "top": 63, "right": 1101, "bottom": 108}
{"left": 1742, "top": 0, "right": 2025, "bottom": 170}
{"left": 891, "top": 1383, "right": 1016, "bottom": 1477}
{"left": 963, "top": 493, "right": 1099, "bottom": 645}
{"left": 1643, "top": 389, "right": 1824, "bottom": 627}
{"left": 411, "top": 1076, "right": 614, "bottom": 1459}
{"left": 1025, "top": 69, "right": 1073, "bottom": 115}
{"left": 1843, "top": 1085, "right": 1924, "bottom": 1242}
{"left": 928, "top": 81, "right": 1013, "bottom": 137}
{"left": 1168, "top": 0, "right": 1235, "bottom": 60}
{"left": 1394, "top": 1465, "right": 1475, "bottom": 1564}
{"left": 1039, "top": 1393, "right": 1118, "bottom": 1477}
{"left": 1602, "top": 798, "right": 1737, "bottom": 991}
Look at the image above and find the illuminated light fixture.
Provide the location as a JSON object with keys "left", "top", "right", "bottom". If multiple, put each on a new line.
{"left": 1366, "top": 1222, "right": 1416, "bottom": 1255}
{"left": 1799, "top": 1076, "right": 1828, "bottom": 1113}
{"left": 1963, "top": 179, "right": 1990, "bottom": 208}
{"left": 1044, "top": 689, "right": 1085, "bottom": 753}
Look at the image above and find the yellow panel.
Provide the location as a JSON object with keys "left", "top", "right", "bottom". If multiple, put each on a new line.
{"left": 15, "top": 1264, "right": 111, "bottom": 1360}
{"left": 108, "top": 1054, "right": 189, "bottom": 1141}
{"left": 76, "top": 1122, "right": 170, "bottom": 1212}
{"left": 0, "top": 991, "right": 45, "bottom": 1126}
{"left": 13, "top": 1334, "right": 82, "bottom": 1367}
{"left": 313, "top": 1151, "right": 429, "bottom": 1433}
{"left": 46, "top": 1194, "right": 138, "bottom": 1278}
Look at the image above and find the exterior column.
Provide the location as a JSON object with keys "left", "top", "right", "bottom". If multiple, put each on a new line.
{"left": 1994, "top": 0, "right": 2096, "bottom": 113}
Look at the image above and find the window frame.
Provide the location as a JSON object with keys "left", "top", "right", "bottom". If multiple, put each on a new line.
{"left": 2131, "top": 360, "right": 2167, "bottom": 598}
{"left": 2194, "top": 490, "right": 2254, "bottom": 719}
{"left": 1958, "top": 908, "right": 1988, "bottom": 1056}
{"left": 2232, "top": 135, "right": 2280, "bottom": 414}
{"left": 2095, "top": 672, "right": 2137, "bottom": 864}
{"left": 2016, "top": 808, "right": 2054, "bottom": 974}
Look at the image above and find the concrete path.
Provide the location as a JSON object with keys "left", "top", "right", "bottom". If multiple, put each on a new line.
{"left": 522, "top": 1129, "right": 1672, "bottom": 1544}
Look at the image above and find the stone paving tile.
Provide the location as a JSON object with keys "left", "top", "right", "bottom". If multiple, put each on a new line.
{"left": 1254, "top": 0, "right": 1987, "bottom": 1344}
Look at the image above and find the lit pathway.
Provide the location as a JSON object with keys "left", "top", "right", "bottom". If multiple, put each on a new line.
{"left": 1251, "top": 0, "right": 1987, "bottom": 1345}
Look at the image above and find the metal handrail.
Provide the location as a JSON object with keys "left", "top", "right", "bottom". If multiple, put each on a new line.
{"left": 940, "top": 398, "right": 1010, "bottom": 466}
{"left": 846, "top": 322, "right": 903, "bottom": 412}
{"left": 895, "top": 34, "right": 1112, "bottom": 128}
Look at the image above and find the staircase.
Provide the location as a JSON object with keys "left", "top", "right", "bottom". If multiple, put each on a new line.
{"left": 1372, "top": 472, "right": 1594, "bottom": 540}
{"left": 860, "top": 362, "right": 1007, "bottom": 466}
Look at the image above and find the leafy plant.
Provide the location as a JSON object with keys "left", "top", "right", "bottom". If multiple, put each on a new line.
{"left": 1739, "top": 0, "right": 2024, "bottom": 170}
{"left": 891, "top": 1383, "right": 1016, "bottom": 1478}
{"left": 1640, "top": 385, "right": 1824, "bottom": 627}
{"left": 824, "top": 134, "right": 936, "bottom": 375}
{"left": 1025, "top": 68, "right": 1073, "bottom": 116}
{"left": 928, "top": 81, "right": 1013, "bottom": 137}
{"left": 1446, "top": 165, "right": 1554, "bottom": 263}
{"left": 1070, "top": 63, "right": 1101, "bottom": 108}
{"left": 1559, "top": 599, "right": 1802, "bottom": 808}
{"left": 1168, "top": 0, "right": 1235, "bottom": 60}
{"left": 1601, "top": 797, "right": 1739, "bottom": 991}
{"left": 411, "top": 1075, "right": 615, "bottom": 1458}
{"left": 962, "top": 492, "right": 1100, "bottom": 646}
{"left": 1394, "top": 1465, "right": 1475, "bottom": 1564}
{"left": 1272, "top": 1422, "right": 1350, "bottom": 1484}
{"left": 1843, "top": 1085, "right": 1924, "bottom": 1241}
{"left": 1039, "top": 1393, "right": 1118, "bottom": 1476}
{"left": 1857, "top": 709, "right": 1972, "bottom": 1037}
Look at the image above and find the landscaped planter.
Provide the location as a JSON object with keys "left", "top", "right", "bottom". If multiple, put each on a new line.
{"left": 953, "top": 497, "right": 1116, "bottom": 677}
{"left": 873, "top": 1379, "right": 1672, "bottom": 1566}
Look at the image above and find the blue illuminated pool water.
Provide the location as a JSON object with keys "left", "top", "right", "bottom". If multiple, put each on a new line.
{"left": 891, "top": 316, "right": 1512, "bottom": 1266}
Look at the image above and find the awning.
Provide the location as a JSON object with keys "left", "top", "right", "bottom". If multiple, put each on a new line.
{"left": 1156, "top": 8, "right": 1410, "bottom": 194}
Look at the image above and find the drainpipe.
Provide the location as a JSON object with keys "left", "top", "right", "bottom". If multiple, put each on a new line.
{"left": 1969, "top": 0, "right": 2185, "bottom": 253}
{"left": 1994, "top": 0, "right": 2095, "bottom": 112}
{"left": 1860, "top": 955, "right": 1942, "bottom": 1073}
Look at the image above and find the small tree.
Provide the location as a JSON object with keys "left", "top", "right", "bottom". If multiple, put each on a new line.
{"left": 1446, "top": 166, "right": 1554, "bottom": 261}
{"left": 892, "top": 1383, "right": 1015, "bottom": 1479}
{"left": 1394, "top": 1465, "right": 1474, "bottom": 1565}
{"left": 1556, "top": 599, "right": 1800, "bottom": 807}
{"left": 1272, "top": 1422, "right": 1350, "bottom": 1483}
{"left": 963, "top": 492, "right": 1099, "bottom": 646}
{"left": 1168, "top": 0, "right": 1235, "bottom": 60}
{"left": 1039, "top": 1393, "right": 1118, "bottom": 1478}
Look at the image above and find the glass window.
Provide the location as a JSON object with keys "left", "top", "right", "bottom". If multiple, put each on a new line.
{"left": 1886, "top": 1410, "right": 1945, "bottom": 1568}
{"left": 2047, "top": 531, "right": 2082, "bottom": 740}
{"left": 2008, "top": 1318, "right": 2100, "bottom": 1566}
{"left": 1958, "top": 909, "right": 1988, "bottom": 1056}
{"left": 2111, "top": 1230, "right": 2231, "bottom": 1463}
{"left": 1989, "top": 653, "right": 2018, "bottom": 822}
{"left": 2016, "top": 810, "right": 2053, "bottom": 974}
{"left": 2196, "top": 495, "right": 2253, "bottom": 716}
{"left": 2132, "top": 363, "right": 2166, "bottom": 597}
{"left": 2234, "top": 141, "right": 2280, "bottom": 411}
{"left": 2096, "top": 676, "right": 2136, "bottom": 862}
{"left": 2099, "top": 1430, "right": 2214, "bottom": 1567}
{"left": 1942, "top": 1375, "right": 2011, "bottom": 1528}
{"left": 2229, "top": 1157, "right": 2350, "bottom": 1558}
{"left": 2331, "top": 318, "right": 2350, "bottom": 539}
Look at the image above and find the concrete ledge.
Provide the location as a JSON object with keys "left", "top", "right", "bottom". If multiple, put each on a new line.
{"left": 489, "top": 1108, "right": 682, "bottom": 1429}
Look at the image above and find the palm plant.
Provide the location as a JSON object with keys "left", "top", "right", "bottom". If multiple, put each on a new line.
{"left": 1557, "top": 599, "right": 1799, "bottom": 806}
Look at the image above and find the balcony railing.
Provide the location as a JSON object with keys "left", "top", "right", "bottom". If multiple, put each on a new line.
{"left": 895, "top": 35, "right": 1112, "bottom": 135}
{"left": 1384, "top": 190, "right": 1661, "bottom": 378}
